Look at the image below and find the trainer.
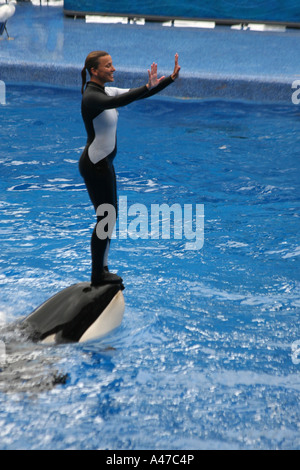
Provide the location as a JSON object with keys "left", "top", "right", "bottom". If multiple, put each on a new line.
{"left": 79, "top": 51, "right": 180, "bottom": 286}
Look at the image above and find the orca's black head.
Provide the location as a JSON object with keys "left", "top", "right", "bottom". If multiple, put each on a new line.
{"left": 23, "top": 282, "right": 125, "bottom": 344}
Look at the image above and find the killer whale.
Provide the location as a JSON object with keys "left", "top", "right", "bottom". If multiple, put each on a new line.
{"left": 22, "top": 282, "right": 125, "bottom": 344}
{"left": 0, "top": 282, "right": 124, "bottom": 393}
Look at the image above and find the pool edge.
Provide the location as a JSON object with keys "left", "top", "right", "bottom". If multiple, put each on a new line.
{"left": 0, "top": 60, "right": 296, "bottom": 104}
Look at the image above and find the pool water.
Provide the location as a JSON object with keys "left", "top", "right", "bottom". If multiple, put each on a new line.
{"left": 0, "top": 84, "right": 299, "bottom": 449}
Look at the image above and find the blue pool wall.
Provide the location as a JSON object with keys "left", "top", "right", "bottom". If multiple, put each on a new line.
{"left": 0, "top": 62, "right": 295, "bottom": 104}
{"left": 0, "top": 3, "right": 299, "bottom": 104}
{"left": 64, "top": 0, "right": 300, "bottom": 24}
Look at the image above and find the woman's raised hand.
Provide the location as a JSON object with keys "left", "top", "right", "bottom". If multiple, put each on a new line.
{"left": 171, "top": 53, "right": 181, "bottom": 80}
{"left": 147, "top": 62, "right": 165, "bottom": 90}
{"left": 146, "top": 54, "right": 181, "bottom": 90}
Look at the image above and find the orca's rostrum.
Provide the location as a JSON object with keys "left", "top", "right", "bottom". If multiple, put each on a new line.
{"left": 23, "top": 282, "right": 125, "bottom": 344}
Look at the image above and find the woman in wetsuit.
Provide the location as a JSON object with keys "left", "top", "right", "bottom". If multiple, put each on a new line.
{"left": 80, "top": 51, "right": 181, "bottom": 286}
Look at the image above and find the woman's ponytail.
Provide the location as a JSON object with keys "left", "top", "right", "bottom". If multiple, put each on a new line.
{"left": 81, "top": 66, "right": 87, "bottom": 95}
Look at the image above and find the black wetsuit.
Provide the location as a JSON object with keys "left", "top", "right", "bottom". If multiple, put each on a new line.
{"left": 79, "top": 76, "right": 174, "bottom": 286}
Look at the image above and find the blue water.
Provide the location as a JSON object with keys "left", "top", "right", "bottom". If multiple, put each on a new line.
{"left": 0, "top": 84, "right": 299, "bottom": 449}
{"left": 64, "top": 0, "right": 300, "bottom": 22}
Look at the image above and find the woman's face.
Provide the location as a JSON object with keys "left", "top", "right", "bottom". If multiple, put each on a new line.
{"left": 91, "top": 55, "right": 116, "bottom": 85}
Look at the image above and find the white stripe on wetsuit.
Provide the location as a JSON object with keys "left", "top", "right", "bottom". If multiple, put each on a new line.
{"left": 88, "top": 87, "right": 129, "bottom": 164}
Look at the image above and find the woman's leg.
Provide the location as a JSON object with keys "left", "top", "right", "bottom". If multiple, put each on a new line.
{"left": 79, "top": 153, "right": 121, "bottom": 285}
